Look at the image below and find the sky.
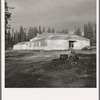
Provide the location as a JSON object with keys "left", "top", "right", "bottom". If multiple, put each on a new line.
{"left": 8, "top": 0, "right": 96, "bottom": 32}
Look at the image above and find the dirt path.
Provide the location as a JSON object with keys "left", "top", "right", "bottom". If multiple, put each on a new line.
{"left": 5, "top": 50, "right": 96, "bottom": 88}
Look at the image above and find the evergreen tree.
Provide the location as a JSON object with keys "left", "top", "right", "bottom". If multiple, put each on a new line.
{"left": 47, "top": 27, "right": 51, "bottom": 33}
{"left": 27, "top": 27, "right": 34, "bottom": 41}
{"left": 84, "top": 22, "right": 94, "bottom": 45}
{"left": 93, "top": 24, "right": 96, "bottom": 44}
{"left": 19, "top": 25, "right": 26, "bottom": 42}
{"left": 52, "top": 28, "right": 55, "bottom": 33}
{"left": 5, "top": 1, "right": 11, "bottom": 49}
{"left": 65, "top": 29, "right": 69, "bottom": 34}
{"left": 84, "top": 24, "right": 88, "bottom": 37}
{"left": 84, "top": 23, "right": 93, "bottom": 39}
{"left": 34, "top": 27, "right": 38, "bottom": 37}
{"left": 5, "top": 30, "right": 11, "bottom": 49}
{"left": 62, "top": 29, "right": 65, "bottom": 33}
{"left": 38, "top": 26, "right": 42, "bottom": 34}
{"left": 10, "top": 35, "right": 14, "bottom": 48}
{"left": 14, "top": 30, "right": 19, "bottom": 44}
{"left": 43, "top": 27, "right": 45, "bottom": 33}
{"left": 11, "top": 28, "right": 14, "bottom": 37}
{"left": 75, "top": 27, "right": 82, "bottom": 36}
{"left": 57, "top": 31, "right": 59, "bottom": 33}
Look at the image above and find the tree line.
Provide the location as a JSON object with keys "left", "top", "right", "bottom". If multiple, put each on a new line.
{"left": 6, "top": 26, "right": 69, "bottom": 49}
{"left": 74, "top": 23, "right": 96, "bottom": 46}
{"left": 5, "top": 1, "right": 96, "bottom": 50}
{"left": 5, "top": 22, "right": 96, "bottom": 50}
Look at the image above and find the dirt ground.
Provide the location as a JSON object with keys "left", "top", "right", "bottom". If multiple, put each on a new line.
{"left": 5, "top": 50, "right": 96, "bottom": 88}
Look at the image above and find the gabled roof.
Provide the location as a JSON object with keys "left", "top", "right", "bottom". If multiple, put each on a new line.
{"left": 30, "top": 33, "right": 89, "bottom": 41}
{"left": 30, "top": 33, "right": 67, "bottom": 41}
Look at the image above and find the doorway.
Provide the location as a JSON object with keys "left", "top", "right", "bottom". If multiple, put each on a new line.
{"left": 69, "top": 41, "right": 76, "bottom": 49}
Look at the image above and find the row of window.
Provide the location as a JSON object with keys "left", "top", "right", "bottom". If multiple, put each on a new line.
{"left": 29, "top": 40, "right": 47, "bottom": 47}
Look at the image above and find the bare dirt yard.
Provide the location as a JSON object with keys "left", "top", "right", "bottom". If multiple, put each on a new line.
{"left": 5, "top": 50, "right": 96, "bottom": 88}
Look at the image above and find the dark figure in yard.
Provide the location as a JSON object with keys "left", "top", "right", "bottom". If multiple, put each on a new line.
{"left": 71, "top": 49, "right": 75, "bottom": 54}
{"left": 69, "top": 49, "right": 79, "bottom": 61}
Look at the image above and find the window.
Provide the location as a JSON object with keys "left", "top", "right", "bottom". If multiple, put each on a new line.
{"left": 29, "top": 42, "right": 32, "bottom": 47}
{"left": 34, "top": 41, "right": 39, "bottom": 47}
{"left": 41, "top": 40, "right": 47, "bottom": 47}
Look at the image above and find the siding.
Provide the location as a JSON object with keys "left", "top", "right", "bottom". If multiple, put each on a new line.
{"left": 13, "top": 34, "right": 90, "bottom": 50}
{"left": 45, "top": 40, "right": 69, "bottom": 50}
{"left": 74, "top": 40, "right": 90, "bottom": 49}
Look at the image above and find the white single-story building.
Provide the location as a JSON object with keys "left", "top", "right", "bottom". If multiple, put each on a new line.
{"left": 13, "top": 33, "right": 90, "bottom": 50}
{"left": 13, "top": 42, "right": 30, "bottom": 50}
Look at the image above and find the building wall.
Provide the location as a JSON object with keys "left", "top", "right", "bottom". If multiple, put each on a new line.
{"left": 74, "top": 40, "right": 90, "bottom": 49}
{"left": 29, "top": 40, "right": 47, "bottom": 50}
{"left": 13, "top": 39, "right": 90, "bottom": 50}
{"left": 13, "top": 43, "right": 30, "bottom": 50}
{"left": 45, "top": 40, "right": 69, "bottom": 50}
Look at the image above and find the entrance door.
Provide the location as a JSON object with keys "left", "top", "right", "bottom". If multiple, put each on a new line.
{"left": 69, "top": 41, "right": 75, "bottom": 49}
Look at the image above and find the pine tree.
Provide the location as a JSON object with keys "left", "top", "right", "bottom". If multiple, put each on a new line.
{"left": 19, "top": 26, "right": 26, "bottom": 42}
{"left": 5, "top": 1, "right": 11, "bottom": 49}
{"left": 43, "top": 27, "right": 45, "bottom": 33}
{"left": 27, "top": 27, "right": 34, "bottom": 41}
{"left": 93, "top": 24, "right": 96, "bottom": 44}
{"left": 5, "top": 30, "right": 11, "bottom": 49}
{"left": 38, "top": 26, "right": 42, "bottom": 34}
{"left": 65, "top": 29, "right": 69, "bottom": 34}
{"left": 34, "top": 27, "right": 38, "bottom": 37}
{"left": 47, "top": 27, "right": 51, "bottom": 33}
{"left": 84, "top": 22, "right": 94, "bottom": 45}
{"left": 10, "top": 35, "right": 14, "bottom": 48}
{"left": 57, "top": 31, "right": 59, "bottom": 33}
{"left": 84, "top": 24, "right": 88, "bottom": 37}
{"left": 52, "top": 28, "right": 55, "bottom": 33}
{"left": 62, "top": 29, "right": 65, "bottom": 33}
{"left": 75, "top": 27, "right": 82, "bottom": 36}
{"left": 14, "top": 30, "right": 19, "bottom": 44}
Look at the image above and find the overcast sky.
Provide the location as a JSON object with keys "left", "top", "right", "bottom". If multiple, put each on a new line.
{"left": 8, "top": 0, "right": 96, "bottom": 31}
